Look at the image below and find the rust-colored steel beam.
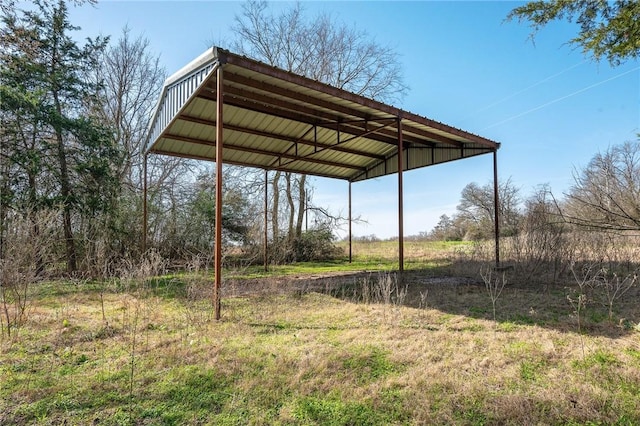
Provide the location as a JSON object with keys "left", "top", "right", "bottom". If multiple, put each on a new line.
{"left": 220, "top": 49, "right": 500, "bottom": 149}
{"left": 149, "top": 148, "right": 355, "bottom": 181}
{"left": 162, "top": 133, "right": 366, "bottom": 172}
{"left": 223, "top": 51, "right": 407, "bottom": 123}
{"left": 223, "top": 75, "right": 415, "bottom": 131}
{"left": 178, "top": 114, "right": 387, "bottom": 162}
{"left": 397, "top": 117, "right": 404, "bottom": 275}
{"left": 267, "top": 126, "right": 320, "bottom": 169}
{"left": 493, "top": 149, "right": 500, "bottom": 267}
{"left": 356, "top": 143, "right": 409, "bottom": 183}
{"left": 264, "top": 170, "right": 269, "bottom": 272}
{"left": 350, "top": 144, "right": 496, "bottom": 182}
{"left": 400, "top": 110, "right": 499, "bottom": 149}
{"left": 397, "top": 123, "right": 463, "bottom": 148}
{"left": 216, "top": 87, "right": 445, "bottom": 148}
{"left": 338, "top": 120, "right": 399, "bottom": 146}
{"left": 142, "top": 153, "right": 148, "bottom": 253}
{"left": 223, "top": 72, "right": 373, "bottom": 121}
{"left": 222, "top": 85, "right": 340, "bottom": 123}
{"left": 214, "top": 66, "right": 223, "bottom": 320}
{"left": 349, "top": 181, "right": 352, "bottom": 264}
{"left": 270, "top": 122, "right": 397, "bottom": 171}
{"left": 197, "top": 91, "right": 402, "bottom": 146}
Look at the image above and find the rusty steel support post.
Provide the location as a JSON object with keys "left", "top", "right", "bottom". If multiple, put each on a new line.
{"left": 305, "top": 190, "right": 308, "bottom": 231}
{"left": 397, "top": 117, "right": 404, "bottom": 275}
{"left": 214, "top": 66, "right": 224, "bottom": 320}
{"left": 142, "top": 153, "right": 148, "bottom": 254}
{"left": 348, "top": 181, "right": 352, "bottom": 263}
{"left": 493, "top": 149, "right": 501, "bottom": 267}
{"left": 264, "top": 169, "right": 268, "bottom": 272}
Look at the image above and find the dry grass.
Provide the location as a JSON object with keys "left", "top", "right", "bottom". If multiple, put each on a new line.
{"left": 338, "top": 239, "right": 468, "bottom": 268}
{"left": 1, "top": 269, "right": 639, "bottom": 425}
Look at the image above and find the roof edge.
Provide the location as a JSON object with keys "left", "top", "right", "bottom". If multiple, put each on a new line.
{"left": 218, "top": 47, "right": 500, "bottom": 149}
{"left": 165, "top": 47, "right": 221, "bottom": 87}
{"left": 144, "top": 49, "right": 222, "bottom": 154}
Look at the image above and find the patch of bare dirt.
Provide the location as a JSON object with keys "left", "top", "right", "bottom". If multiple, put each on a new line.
{"left": 221, "top": 270, "right": 481, "bottom": 298}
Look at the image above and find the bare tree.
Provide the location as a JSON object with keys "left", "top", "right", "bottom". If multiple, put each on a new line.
{"left": 295, "top": 175, "right": 306, "bottom": 236}
{"left": 510, "top": 184, "right": 568, "bottom": 282}
{"left": 97, "top": 26, "right": 165, "bottom": 191}
{"left": 93, "top": 27, "right": 168, "bottom": 258}
{"left": 285, "top": 172, "right": 295, "bottom": 241}
{"left": 563, "top": 139, "right": 640, "bottom": 233}
{"left": 271, "top": 170, "right": 281, "bottom": 242}
{"left": 1, "top": 208, "right": 58, "bottom": 338}
{"left": 232, "top": 0, "right": 407, "bottom": 249}
{"left": 456, "top": 178, "right": 521, "bottom": 240}
{"left": 480, "top": 264, "right": 507, "bottom": 322}
{"left": 94, "top": 26, "right": 210, "bottom": 260}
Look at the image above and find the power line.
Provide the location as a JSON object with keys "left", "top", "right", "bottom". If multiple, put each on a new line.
{"left": 467, "top": 60, "right": 587, "bottom": 117}
{"left": 482, "top": 65, "right": 640, "bottom": 130}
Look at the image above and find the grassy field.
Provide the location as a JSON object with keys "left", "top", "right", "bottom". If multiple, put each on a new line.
{"left": 2, "top": 242, "right": 640, "bottom": 425}
{"left": 233, "top": 240, "right": 470, "bottom": 278}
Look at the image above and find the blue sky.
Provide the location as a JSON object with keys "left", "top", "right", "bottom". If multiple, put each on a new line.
{"left": 70, "top": 1, "right": 640, "bottom": 239}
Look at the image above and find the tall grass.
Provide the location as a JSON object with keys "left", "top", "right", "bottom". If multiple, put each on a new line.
{"left": 2, "top": 272, "right": 639, "bottom": 425}
{"left": 2, "top": 232, "right": 639, "bottom": 424}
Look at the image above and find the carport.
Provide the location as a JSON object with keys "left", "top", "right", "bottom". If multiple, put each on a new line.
{"left": 144, "top": 47, "right": 501, "bottom": 319}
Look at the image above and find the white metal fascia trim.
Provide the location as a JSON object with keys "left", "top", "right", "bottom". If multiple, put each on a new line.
{"left": 144, "top": 50, "right": 221, "bottom": 154}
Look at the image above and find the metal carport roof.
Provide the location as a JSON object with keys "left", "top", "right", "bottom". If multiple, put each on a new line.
{"left": 144, "top": 46, "right": 502, "bottom": 319}
{"left": 145, "top": 47, "right": 500, "bottom": 182}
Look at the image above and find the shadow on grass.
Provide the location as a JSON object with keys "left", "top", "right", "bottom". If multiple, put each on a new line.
{"left": 276, "top": 260, "right": 640, "bottom": 339}
{"left": 29, "top": 258, "right": 639, "bottom": 339}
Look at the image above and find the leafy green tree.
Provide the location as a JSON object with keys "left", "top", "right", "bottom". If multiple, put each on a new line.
{"left": 149, "top": 170, "right": 255, "bottom": 260}
{"left": 430, "top": 214, "right": 465, "bottom": 241}
{"left": 507, "top": 0, "right": 640, "bottom": 65}
{"left": 1, "top": 5, "right": 53, "bottom": 273}
{"left": 188, "top": 172, "right": 254, "bottom": 247}
{"left": 0, "top": 0, "right": 116, "bottom": 273}
{"left": 0, "top": 7, "right": 52, "bottom": 270}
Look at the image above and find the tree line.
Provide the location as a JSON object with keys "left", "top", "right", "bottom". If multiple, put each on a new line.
{"left": 1, "top": 0, "right": 638, "bottom": 281}
{"left": 431, "top": 0, "right": 640, "bottom": 245}
{"left": 0, "top": 0, "right": 409, "bottom": 279}
{"left": 428, "top": 140, "right": 640, "bottom": 241}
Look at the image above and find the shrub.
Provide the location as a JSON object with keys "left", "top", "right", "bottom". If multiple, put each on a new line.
{"left": 291, "top": 229, "right": 342, "bottom": 262}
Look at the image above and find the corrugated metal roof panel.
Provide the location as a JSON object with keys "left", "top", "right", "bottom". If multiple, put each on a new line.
{"left": 146, "top": 47, "right": 500, "bottom": 182}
